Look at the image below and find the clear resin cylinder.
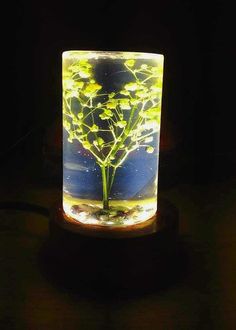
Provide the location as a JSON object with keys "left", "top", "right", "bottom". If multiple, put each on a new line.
{"left": 62, "top": 51, "right": 164, "bottom": 227}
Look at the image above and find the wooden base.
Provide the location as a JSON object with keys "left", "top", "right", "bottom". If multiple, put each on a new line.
{"left": 42, "top": 199, "right": 179, "bottom": 292}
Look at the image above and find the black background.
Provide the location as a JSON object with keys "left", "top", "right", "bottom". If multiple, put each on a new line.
{"left": 0, "top": 1, "right": 236, "bottom": 328}
{"left": 1, "top": 0, "right": 235, "bottom": 184}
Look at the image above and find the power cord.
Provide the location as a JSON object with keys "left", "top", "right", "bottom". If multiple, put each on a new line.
{"left": 0, "top": 201, "right": 50, "bottom": 217}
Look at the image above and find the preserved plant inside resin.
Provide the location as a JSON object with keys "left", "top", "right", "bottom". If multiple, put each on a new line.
{"left": 63, "top": 51, "right": 164, "bottom": 227}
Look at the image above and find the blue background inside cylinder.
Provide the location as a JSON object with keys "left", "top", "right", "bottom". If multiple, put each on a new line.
{"left": 63, "top": 129, "right": 159, "bottom": 200}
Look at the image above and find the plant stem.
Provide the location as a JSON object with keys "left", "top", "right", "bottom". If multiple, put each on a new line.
{"left": 108, "top": 166, "right": 117, "bottom": 194}
{"left": 101, "top": 165, "right": 109, "bottom": 209}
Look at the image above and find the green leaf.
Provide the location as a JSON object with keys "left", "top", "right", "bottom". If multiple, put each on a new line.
{"left": 120, "top": 90, "right": 130, "bottom": 96}
{"left": 146, "top": 146, "right": 154, "bottom": 153}
{"left": 136, "top": 91, "right": 149, "bottom": 98}
{"left": 78, "top": 134, "right": 87, "bottom": 139}
{"left": 124, "top": 82, "right": 139, "bottom": 91}
{"left": 79, "top": 60, "right": 92, "bottom": 68}
{"left": 68, "top": 64, "right": 80, "bottom": 73}
{"left": 140, "top": 108, "right": 159, "bottom": 119}
{"left": 77, "top": 113, "right": 83, "bottom": 119}
{"left": 116, "top": 120, "right": 127, "bottom": 128}
{"left": 130, "top": 99, "right": 140, "bottom": 105}
{"left": 97, "top": 137, "right": 104, "bottom": 146}
{"left": 147, "top": 108, "right": 160, "bottom": 119}
{"left": 139, "top": 111, "right": 145, "bottom": 118}
{"left": 108, "top": 92, "right": 116, "bottom": 99}
{"left": 104, "top": 109, "right": 113, "bottom": 116}
{"left": 91, "top": 124, "right": 99, "bottom": 132}
{"left": 99, "top": 113, "right": 110, "bottom": 120}
{"left": 119, "top": 99, "right": 131, "bottom": 110}
{"left": 125, "top": 59, "right": 135, "bottom": 67}
{"left": 106, "top": 99, "right": 117, "bottom": 109}
{"left": 83, "top": 83, "right": 102, "bottom": 97}
{"left": 141, "top": 64, "right": 148, "bottom": 70}
{"left": 83, "top": 141, "right": 91, "bottom": 150}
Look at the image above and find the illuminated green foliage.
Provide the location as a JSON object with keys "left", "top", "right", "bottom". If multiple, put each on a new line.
{"left": 146, "top": 146, "right": 154, "bottom": 153}
{"left": 125, "top": 59, "right": 135, "bottom": 67}
{"left": 116, "top": 120, "right": 127, "bottom": 128}
{"left": 63, "top": 57, "right": 163, "bottom": 210}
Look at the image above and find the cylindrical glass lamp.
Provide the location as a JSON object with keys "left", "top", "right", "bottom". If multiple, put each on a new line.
{"left": 62, "top": 51, "right": 164, "bottom": 229}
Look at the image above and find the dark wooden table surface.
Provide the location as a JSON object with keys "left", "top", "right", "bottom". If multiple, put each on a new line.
{"left": 0, "top": 158, "right": 236, "bottom": 330}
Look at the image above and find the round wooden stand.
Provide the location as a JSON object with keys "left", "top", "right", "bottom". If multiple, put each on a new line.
{"left": 43, "top": 199, "right": 179, "bottom": 292}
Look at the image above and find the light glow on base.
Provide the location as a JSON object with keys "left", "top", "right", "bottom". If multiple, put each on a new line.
{"left": 63, "top": 193, "right": 157, "bottom": 227}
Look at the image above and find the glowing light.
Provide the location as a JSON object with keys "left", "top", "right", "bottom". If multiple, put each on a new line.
{"left": 62, "top": 51, "right": 163, "bottom": 227}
